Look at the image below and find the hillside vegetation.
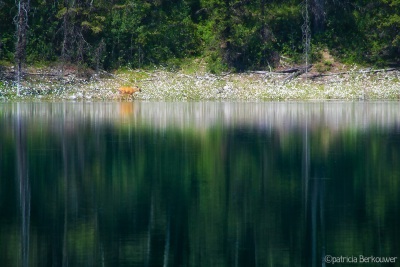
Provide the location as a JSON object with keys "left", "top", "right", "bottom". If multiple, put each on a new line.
{"left": 1, "top": 0, "right": 399, "bottom": 73}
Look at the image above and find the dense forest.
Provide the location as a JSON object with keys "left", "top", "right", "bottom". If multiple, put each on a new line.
{"left": 0, "top": 0, "right": 399, "bottom": 72}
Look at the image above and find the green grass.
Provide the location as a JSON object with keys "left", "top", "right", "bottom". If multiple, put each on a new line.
{"left": 1, "top": 62, "right": 399, "bottom": 101}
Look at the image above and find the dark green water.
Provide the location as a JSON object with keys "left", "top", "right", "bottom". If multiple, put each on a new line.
{"left": 1, "top": 102, "right": 399, "bottom": 267}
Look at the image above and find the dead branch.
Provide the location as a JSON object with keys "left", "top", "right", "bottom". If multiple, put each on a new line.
{"left": 308, "top": 68, "right": 397, "bottom": 79}
{"left": 5, "top": 71, "right": 66, "bottom": 77}
{"left": 283, "top": 65, "right": 313, "bottom": 83}
{"left": 248, "top": 65, "right": 313, "bottom": 75}
{"left": 277, "top": 65, "right": 313, "bottom": 74}
{"left": 359, "top": 68, "right": 397, "bottom": 73}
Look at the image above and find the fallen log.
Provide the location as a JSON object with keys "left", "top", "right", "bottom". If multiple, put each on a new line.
{"left": 308, "top": 72, "right": 348, "bottom": 79}
{"left": 249, "top": 71, "right": 270, "bottom": 74}
{"left": 359, "top": 68, "right": 396, "bottom": 73}
{"left": 247, "top": 71, "right": 287, "bottom": 75}
{"left": 308, "top": 68, "right": 397, "bottom": 79}
{"left": 277, "top": 65, "right": 313, "bottom": 74}
{"left": 277, "top": 67, "right": 301, "bottom": 74}
{"left": 3, "top": 70, "right": 60, "bottom": 77}
{"left": 283, "top": 65, "right": 313, "bottom": 83}
{"left": 248, "top": 65, "right": 313, "bottom": 75}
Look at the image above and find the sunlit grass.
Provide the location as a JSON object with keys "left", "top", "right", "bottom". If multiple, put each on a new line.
{"left": 1, "top": 68, "right": 399, "bottom": 101}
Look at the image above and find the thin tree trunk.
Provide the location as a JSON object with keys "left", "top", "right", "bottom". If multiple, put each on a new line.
{"left": 260, "top": 0, "right": 268, "bottom": 69}
{"left": 61, "top": 2, "right": 69, "bottom": 78}
{"left": 221, "top": 0, "right": 231, "bottom": 65}
{"left": 14, "top": 0, "right": 30, "bottom": 95}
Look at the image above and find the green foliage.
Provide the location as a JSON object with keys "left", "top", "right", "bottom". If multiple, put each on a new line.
{"left": 315, "top": 61, "right": 332, "bottom": 73}
{"left": 103, "top": 0, "right": 200, "bottom": 69}
{"left": 199, "top": 0, "right": 281, "bottom": 71}
{"left": 367, "top": 0, "right": 400, "bottom": 62}
{"left": 0, "top": 0, "right": 15, "bottom": 62}
{"left": 206, "top": 53, "right": 228, "bottom": 74}
{"left": 0, "top": 0, "right": 399, "bottom": 71}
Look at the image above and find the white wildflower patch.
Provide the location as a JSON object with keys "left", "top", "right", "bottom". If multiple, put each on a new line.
{"left": 1, "top": 67, "right": 399, "bottom": 101}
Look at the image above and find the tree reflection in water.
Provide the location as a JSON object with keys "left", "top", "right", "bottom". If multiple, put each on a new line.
{"left": 0, "top": 102, "right": 399, "bottom": 267}
{"left": 15, "top": 103, "right": 30, "bottom": 267}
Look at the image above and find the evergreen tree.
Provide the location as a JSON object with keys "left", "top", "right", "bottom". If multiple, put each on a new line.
{"left": 201, "top": 0, "right": 278, "bottom": 71}
{"left": 366, "top": 0, "right": 400, "bottom": 62}
{"left": 0, "top": 0, "right": 399, "bottom": 71}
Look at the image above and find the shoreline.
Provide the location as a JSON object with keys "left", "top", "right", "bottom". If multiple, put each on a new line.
{"left": 1, "top": 66, "right": 399, "bottom": 101}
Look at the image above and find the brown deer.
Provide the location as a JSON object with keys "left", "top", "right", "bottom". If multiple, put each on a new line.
{"left": 118, "top": 86, "right": 142, "bottom": 95}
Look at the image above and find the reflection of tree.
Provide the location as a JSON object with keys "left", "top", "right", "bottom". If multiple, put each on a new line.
{"left": 145, "top": 196, "right": 154, "bottom": 267}
{"left": 1, "top": 116, "right": 400, "bottom": 266}
{"left": 163, "top": 214, "right": 171, "bottom": 267}
{"left": 308, "top": 176, "right": 326, "bottom": 267}
{"left": 15, "top": 103, "right": 30, "bottom": 267}
{"left": 62, "top": 123, "right": 69, "bottom": 267}
{"left": 303, "top": 119, "right": 327, "bottom": 267}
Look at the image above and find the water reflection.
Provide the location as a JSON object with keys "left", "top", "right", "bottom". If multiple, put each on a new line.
{"left": 15, "top": 106, "right": 30, "bottom": 267}
{"left": 3, "top": 101, "right": 400, "bottom": 130}
{"left": 0, "top": 102, "right": 399, "bottom": 267}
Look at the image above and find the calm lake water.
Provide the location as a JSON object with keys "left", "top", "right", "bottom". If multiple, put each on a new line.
{"left": 1, "top": 101, "right": 399, "bottom": 267}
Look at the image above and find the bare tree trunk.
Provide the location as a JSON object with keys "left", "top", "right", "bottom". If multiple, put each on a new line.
{"left": 95, "top": 39, "right": 105, "bottom": 74}
{"left": 61, "top": 1, "right": 69, "bottom": 78}
{"left": 220, "top": 0, "right": 232, "bottom": 66}
{"left": 260, "top": 0, "right": 276, "bottom": 70}
{"left": 60, "top": 0, "right": 82, "bottom": 76}
{"left": 14, "top": 0, "right": 30, "bottom": 95}
{"left": 260, "top": 0, "right": 267, "bottom": 68}
{"left": 302, "top": 0, "right": 312, "bottom": 74}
